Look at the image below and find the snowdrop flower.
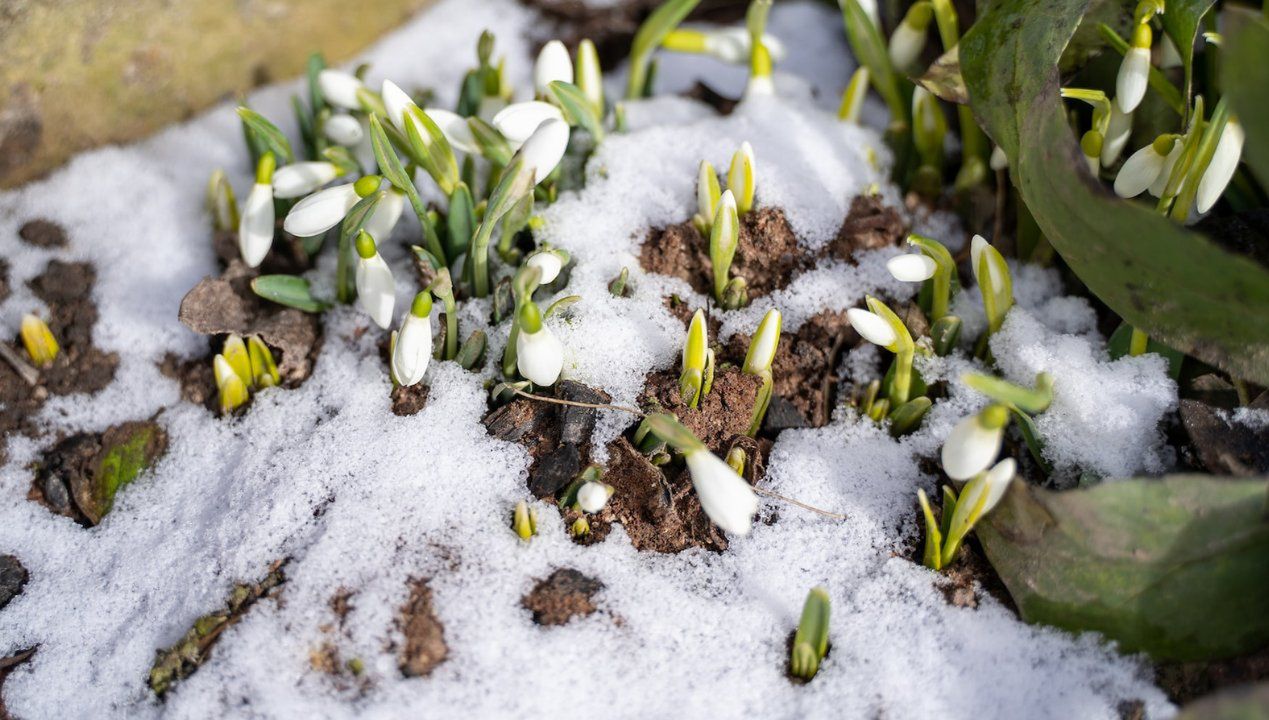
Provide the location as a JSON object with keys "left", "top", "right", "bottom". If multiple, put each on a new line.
{"left": 886, "top": 253, "right": 938, "bottom": 282}
{"left": 325, "top": 113, "right": 365, "bottom": 147}
{"left": 239, "top": 153, "right": 275, "bottom": 268}
{"left": 353, "top": 231, "right": 396, "bottom": 330}
{"left": 515, "top": 301, "right": 564, "bottom": 386}
{"left": 492, "top": 101, "right": 565, "bottom": 149}
{"left": 518, "top": 118, "right": 570, "bottom": 184}
{"left": 272, "top": 161, "right": 340, "bottom": 199}
{"left": 728, "top": 142, "right": 756, "bottom": 215}
{"left": 425, "top": 107, "right": 480, "bottom": 154}
{"left": 693, "top": 159, "right": 721, "bottom": 234}
{"left": 1148, "top": 139, "right": 1183, "bottom": 198}
{"left": 247, "top": 336, "right": 279, "bottom": 389}
{"left": 534, "top": 40, "right": 573, "bottom": 96}
{"left": 680, "top": 308, "right": 715, "bottom": 409}
{"left": 941, "top": 404, "right": 1008, "bottom": 480}
{"left": 702, "top": 27, "right": 786, "bottom": 64}
{"left": 221, "top": 334, "right": 253, "bottom": 388}
{"left": 381, "top": 79, "right": 414, "bottom": 130}
{"left": 1101, "top": 104, "right": 1133, "bottom": 166}
{"left": 577, "top": 481, "right": 613, "bottom": 513}
{"left": 213, "top": 354, "right": 248, "bottom": 415}
{"left": 742, "top": 308, "right": 782, "bottom": 435}
{"left": 20, "top": 313, "right": 59, "bottom": 367}
{"left": 848, "top": 297, "right": 916, "bottom": 404}
{"left": 1079, "top": 130, "right": 1103, "bottom": 175}
{"left": 525, "top": 249, "right": 564, "bottom": 285}
{"left": 391, "top": 292, "right": 433, "bottom": 387}
{"left": 888, "top": 1, "right": 932, "bottom": 70}
{"left": 318, "top": 69, "right": 366, "bottom": 111}
{"left": 1116, "top": 24, "right": 1152, "bottom": 113}
{"left": 644, "top": 413, "right": 759, "bottom": 535}
{"left": 362, "top": 188, "right": 405, "bottom": 243}
{"left": 1113, "top": 135, "right": 1176, "bottom": 198}
{"left": 847, "top": 307, "right": 897, "bottom": 347}
{"left": 284, "top": 175, "right": 380, "bottom": 237}
{"left": 1196, "top": 118, "right": 1244, "bottom": 213}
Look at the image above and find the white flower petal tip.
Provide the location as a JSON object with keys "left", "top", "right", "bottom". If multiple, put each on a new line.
{"left": 355, "top": 252, "right": 396, "bottom": 330}
{"left": 887, "top": 254, "right": 938, "bottom": 282}
{"left": 425, "top": 108, "right": 480, "bottom": 154}
{"left": 492, "top": 101, "right": 565, "bottom": 148}
{"left": 1196, "top": 120, "right": 1244, "bottom": 214}
{"left": 324, "top": 113, "right": 365, "bottom": 147}
{"left": 381, "top": 80, "right": 415, "bottom": 130}
{"left": 686, "top": 449, "right": 759, "bottom": 536}
{"left": 519, "top": 118, "right": 570, "bottom": 184}
{"left": 887, "top": 24, "right": 926, "bottom": 70}
{"left": 272, "top": 162, "right": 340, "bottom": 199}
{"left": 516, "top": 325, "right": 565, "bottom": 387}
{"left": 283, "top": 184, "right": 361, "bottom": 237}
{"left": 847, "top": 308, "right": 897, "bottom": 348}
{"left": 526, "top": 251, "right": 564, "bottom": 285}
{"left": 318, "top": 69, "right": 365, "bottom": 111}
{"left": 238, "top": 183, "right": 275, "bottom": 268}
{"left": 940, "top": 413, "right": 1005, "bottom": 481}
{"left": 534, "top": 40, "right": 574, "bottom": 95}
{"left": 391, "top": 313, "right": 432, "bottom": 387}
{"left": 577, "top": 481, "right": 612, "bottom": 513}
{"left": 1116, "top": 46, "right": 1151, "bottom": 114}
{"left": 989, "top": 145, "right": 1008, "bottom": 171}
{"left": 1114, "top": 142, "right": 1169, "bottom": 198}
{"left": 980, "top": 458, "right": 1016, "bottom": 515}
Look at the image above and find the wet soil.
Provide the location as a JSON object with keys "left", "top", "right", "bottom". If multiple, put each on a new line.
{"left": 396, "top": 580, "right": 448, "bottom": 678}
{"left": 521, "top": 568, "right": 603, "bottom": 626}
{"left": 1178, "top": 399, "right": 1269, "bottom": 476}
{"left": 828, "top": 194, "right": 909, "bottom": 262}
{"left": 0, "top": 555, "right": 27, "bottom": 611}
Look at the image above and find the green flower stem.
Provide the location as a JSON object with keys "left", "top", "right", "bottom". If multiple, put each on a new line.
{"left": 891, "top": 348, "right": 914, "bottom": 406}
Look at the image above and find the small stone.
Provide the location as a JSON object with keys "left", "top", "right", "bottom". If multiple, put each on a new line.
{"left": 1180, "top": 399, "right": 1269, "bottom": 476}
{"left": 0, "top": 555, "right": 28, "bottom": 610}
{"left": 390, "top": 383, "right": 430, "bottom": 417}
{"left": 398, "top": 580, "right": 447, "bottom": 678}
{"left": 521, "top": 568, "right": 604, "bottom": 626}
{"left": 528, "top": 443, "right": 581, "bottom": 498}
{"left": 763, "top": 396, "right": 812, "bottom": 432}
{"left": 18, "top": 219, "right": 68, "bottom": 248}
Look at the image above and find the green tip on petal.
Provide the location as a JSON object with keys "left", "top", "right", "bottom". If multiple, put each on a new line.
{"left": 979, "top": 403, "right": 1010, "bottom": 430}
{"left": 518, "top": 301, "right": 543, "bottom": 334}
{"left": 355, "top": 230, "right": 377, "bottom": 259}
{"left": 256, "top": 152, "right": 276, "bottom": 184}
{"left": 353, "top": 175, "right": 382, "bottom": 198}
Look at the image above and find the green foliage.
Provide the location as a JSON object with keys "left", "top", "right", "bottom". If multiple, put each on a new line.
{"left": 236, "top": 107, "right": 294, "bottom": 164}
{"left": 1223, "top": 18, "right": 1269, "bottom": 188}
{"left": 250, "top": 275, "right": 331, "bottom": 313}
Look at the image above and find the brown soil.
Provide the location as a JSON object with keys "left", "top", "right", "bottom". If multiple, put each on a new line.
{"left": 1155, "top": 649, "right": 1269, "bottom": 705}
{"left": 641, "top": 207, "right": 806, "bottom": 301}
{"left": 521, "top": 568, "right": 603, "bottom": 626}
{"left": 828, "top": 195, "right": 908, "bottom": 262}
{"left": 641, "top": 365, "right": 761, "bottom": 456}
{"left": 0, "top": 259, "right": 9, "bottom": 303}
{"left": 158, "top": 352, "right": 218, "bottom": 412}
{"left": 390, "top": 383, "right": 431, "bottom": 417}
{"left": 29, "top": 420, "right": 168, "bottom": 526}
{"left": 396, "top": 580, "right": 448, "bottom": 678}
{"left": 211, "top": 228, "right": 313, "bottom": 276}
{"left": 17, "top": 219, "right": 68, "bottom": 248}
{"left": 0, "top": 648, "right": 36, "bottom": 720}
{"left": 0, "top": 555, "right": 27, "bottom": 611}
{"left": 1178, "top": 399, "right": 1269, "bottom": 476}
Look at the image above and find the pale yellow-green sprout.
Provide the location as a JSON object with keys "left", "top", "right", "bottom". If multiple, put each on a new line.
{"left": 970, "top": 235, "right": 1014, "bottom": 336}
{"left": 574, "top": 39, "right": 604, "bottom": 117}
{"left": 846, "top": 297, "right": 916, "bottom": 405}
{"left": 20, "top": 314, "right": 59, "bottom": 368}
{"left": 742, "top": 308, "right": 781, "bottom": 436}
{"left": 221, "top": 334, "right": 254, "bottom": 390}
{"left": 693, "top": 160, "right": 722, "bottom": 236}
{"left": 213, "top": 354, "right": 249, "bottom": 415}
{"left": 919, "top": 458, "right": 1015, "bottom": 570}
{"left": 837, "top": 67, "right": 870, "bottom": 124}
{"left": 512, "top": 500, "right": 538, "bottom": 541}
{"left": 205, "top": 169, "right": 239, "bottom": 233}
{"left": 679, "top": 309, "right": 715, "bottom": 410}
{"left": 790, "top": 587, "right": 830, "bottom": 681}
{"left": 727, "top": 142, "right": 756, "bottom": 215}
{"left": 247, "top": 336, "right": 280, "bottom": 389}
{"left": 709, "top": 190, "right": 746, "bottom": 309}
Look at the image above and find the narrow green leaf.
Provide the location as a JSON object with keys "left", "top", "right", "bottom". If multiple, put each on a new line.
{"left": 251, "top": 275, "right": 331, "bottom": 313}
{"left": 468, "top": 116, "right": 513, "bottom": 166}
{"left": 838, "top": 0, "right": 906, "bottom": 121}
{"left": 1223, "top": 19, "right": 1269, "bottom": 187}
{"left": 236, "top": 107, "right": 294, "bottom": 163}
{"left": 1159, "top": 0, "right": 1216, "bottom": 109}
{"left": 625, "top": 0, "right": 701, "bottom": 99}
{"left": 548, "top": 81, "right": 605, "bottom": 142}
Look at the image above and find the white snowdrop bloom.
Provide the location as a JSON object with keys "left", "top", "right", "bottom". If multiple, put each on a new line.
{"left": 978, "top": 458, "right": 1016, "bottom": 515}
{"left": 381, "top": 79, "right": 415, "bottom": 130}
{"left": 887, "top": 3, "right": 932, "bottom": 70}
{"left": 354, "top": 232, "right": 396, "bottom": 330}
{"left": 519, "top": 118, "right": 570, "bottom": 184}
{"left": 534, "top": 40, "right": 573, "bottom": 95}
{"left": 970, "top": 234, "right": 1006, "bottom": 289}
{"left": 325, "top": 113, "right": 364, "bottom": 147}
{"left": 272, "top": 161, "right": 340, "bottom": 199}
{"left": 516, "top": 302, "right": 565, "bottom": 387}
{"left": 700, "top": 27, "right": 786, "bottom": 64}
{"left": 425, "top": 107, "right": 480, "bottom": 154}
{"left": 525, "top": 250, "right": 564, "bottom": 284}
{"left": 1148, "top": 139, "right": 1183, "bottom": 198}
{"left": 238, "top": 182, "right": 274, "bottom": 268}
{"left": 742, "top": 309, "right": 782, "bottom": 376}
{"left": 941, "top": 408, "right": 1007, "bottom": 481}
{"left": 283, "top": 183, "right": 362, "bottom": 237}
{"left": 576, "top": 481, "right": 612, "bottom": 513}
{"left": 493, "top": 101, "right": 565, "bottom": 148}
{"left": 318, "top": 69, "right": 365, "bottom": 111}
{"left": 1101, "top": 103, "right": 1133, "bottom": 166}
{"left": 1196, "top": 119, "right": 1244, "bottom": 213}
{"left": 391, "top": 293, "right": 433, "bottom": 387}
{"left": 685, "top": 447, "right": 759, "bottom": 535}
{"left": 1116, "top": 25, "right": 1152, "bottom": 113}
{"left": 847, "top": 308, "right": 897, "bottom": 348}
{"left": 1113, "top": 137, "right": 1172, "bottom": 198}
{"left": 886, "top": 253, "right": 938, "bottom": 282}
{"left": 989, "top": 145, "right": 1008, "bottom": 171}
{"left": 362, "top": 188, "right": 405, "bottom": 242}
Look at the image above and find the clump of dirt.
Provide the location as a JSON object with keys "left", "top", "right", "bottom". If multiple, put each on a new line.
{"left": 641, "top": 207, "right": 807, "bottom": 301}
{"left": 390, "top": 384, "right": 431, "bottom": 417}
{"left": 149, "top": 560, "right": 287, "bottom": 698}
{"left": 1155, "top": 649, "right": 1269, "bottom": 705}
{"left": 158, "top": 352, "right": 218, "bottom": 412}
{"left": 17, "top": 219, "right": 68, "bottom": 248}
{"left": 0, "top": 555, "right": 27, "bottom": 611}
{"left": 1178, "top": 399, "right": 1269, "bottom": 476}
{"left": 0, "top": 648, "right": 36, "bottom": 720}
{"left": 396, "top": 579, "right": 448, "bottom": 678}
{"left": 521, "top": 568, "right": 604, "bottom": 626}
{"left": 828, "top": 194, "right": 908, "bottom": 262}
{"left": 210, "top": 228, "right": 313, "bottom": 275}
{"left": 178, "top": 260, "right": 322, "bottom": 386}
{"left": 30, "top": 420, "right": 168, "bottom": 526}
{"left": 641, "top": 365, "right": 762, "bottom": 455}
{"left": 483, "top": 380, "right": 610, "bottom": 498}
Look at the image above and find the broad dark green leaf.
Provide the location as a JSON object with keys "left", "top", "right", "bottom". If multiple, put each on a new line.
{"left": 251, "top": 275, "right": 331, "bottom": 313}
{"left": 1222, "top": 19, "right": 1269, "bottom": 188}
{"left": 960, "top": 0, "right": 1269, "bottom": 384}
{"left": 236, "top": 107, "right": 294, "bottom": 163}
{"left": 1159, "top": 0, "right": 1216, "bottom": 107}
{"left": 977, "top": 475, "right": 1269, "bottom": 661}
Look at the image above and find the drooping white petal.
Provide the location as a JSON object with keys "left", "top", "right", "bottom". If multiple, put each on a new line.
{"left": 886, "top": 253, "right": 938, "bottom": 282}
{"left": 1196, "top": 120, "right": 1244, "bottom": 213}
{"left": 325, "top": 113, "right": 365, "bottom": 147}
{"left": 516, "top": 325, "right": 565, "bottom": 386}
{"left": 847, "top": 308, "right": 897, "bottom": 348}
{"left": 1114, "top": 143, "right": 1167, "bottom": 198}
{"left": 519, "top": 118, "right": 570, "bottom": 184}
{"left": 391, "top": 313, "right": 432, "bottom": 386}
{"left": 685, "top": 448, "right": 759, "bottom": 535}
{"left": 979, "top": 458, "right": 1016, "bottom": 516}
{"left": 355, "top": 252, "right": 396, "bottom": 330}
{"left": 363, "top": 189, "right": 405, "bottom": 242}
{"left": 1148, "top": 141, "right": 1183, "bottom": 198}
{"left": 534, "top": 40, "right": 574, "bottom": 95}
{"left": 283, "top": 183, "right": 361, "bottom": 237}
{"left": 238, "top": 183, "right": 275, "bottom": 268}
{"left": 941, "top": 414, "right": 1005, "bottom": 481}
{"left": 425, "top": 108, "right": 480, "bottom": 154}
{"left": 576, "top": 481, "right": 611, "bottom": 513}
{"left": 887, "top": 23, "right": 926, "bottom": 70}
{"left": 272, "top": 162, "right": 340, "bottom": 199}
{"left": 381, "top": 79, "right": 416, "bottom": 130}
{"left": 526, "top": 251, "right": 563, "bottom": 284}
{"left": 318, "top": 69, "right": 365, "bottom": 111}
{"left": 492, "top": 101, "right": 565, "bottom": 148}
{"left": 1116, "top": 47, "right": 1150, "bottom": 113}
{"left": 1101, "top": 104, "right": 1133, "bottom": 166}
{"left": 353, "top": 116, "right": 378, "bottom": 174}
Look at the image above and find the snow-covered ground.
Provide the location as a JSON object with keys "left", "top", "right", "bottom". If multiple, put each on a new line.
{"left": 0, "top": 0, "right": 1178, "bottom": 717}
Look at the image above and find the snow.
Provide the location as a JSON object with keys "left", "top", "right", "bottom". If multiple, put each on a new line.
{"left": 0, "top": 0, "right": 1178, "bottom": 718}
